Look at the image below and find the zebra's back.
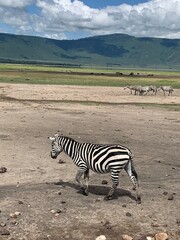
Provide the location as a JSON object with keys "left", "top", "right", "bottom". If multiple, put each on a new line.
{"left": 86, "top": 144, "right": 132, "bottom": 173}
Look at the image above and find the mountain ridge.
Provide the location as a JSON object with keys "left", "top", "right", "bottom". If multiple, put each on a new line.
{"left": 0, "top": 32, "right": 180, "bottom": 69}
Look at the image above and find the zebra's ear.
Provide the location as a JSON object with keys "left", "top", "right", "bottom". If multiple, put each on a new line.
{"left": 48, "top": 136, "right": 56, "bottom": 141}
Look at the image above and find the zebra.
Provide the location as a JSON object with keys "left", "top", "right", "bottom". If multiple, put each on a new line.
{"left": 149, "top": 85, "right": 157, "bottom": 95}
{"left": 124, "top": 85, "right": 142, "bottom": 95}
{"left": 133, "top": 85, "right": 142, "bottom": 95}
{"left": 124, "top": 85, "right": 135, "bottom": 95}
{"left": 139, "top": 86, "right": 151, "bottom": 95}
{"left": 158, "top": 86, "right": 174, "bottom": 96}
{"left": 48, "top": 134, "right": 141, "bottom": 203}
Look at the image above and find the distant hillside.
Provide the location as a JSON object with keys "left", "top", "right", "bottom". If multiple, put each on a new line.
{"left": 0, "top": 32, "right": 180, "bottom": 69}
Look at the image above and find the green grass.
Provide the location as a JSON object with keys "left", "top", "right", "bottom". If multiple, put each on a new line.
{"left": 0, "top": 63, "right": 180, "bottom": 88}
{"left": 0, "top": 63, "right": 180, "bottom": 75}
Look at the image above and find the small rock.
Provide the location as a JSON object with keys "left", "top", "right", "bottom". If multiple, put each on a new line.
{"left": 10, "top": 220, "right": 18, "bottom": 225}
{"left": 103, "top": 220, "right": 112, "bottom": 229}
{"left": 14, "top": 211, "right": 21, "bottom": 216}
{"left": 154, "top": 232, "right": 168, "bottom": 240}
{"left": 50, "top": 209, "right": 56, "bottom": 214}
{"left": 10, "top": 212, "right": 21, "bottom": 218}
{"left": 126, "top": 212, "right": 132, "bottom": 217}
{"left": 58, "top": 192, "right": 62, "bottom": 195}
{"left": 54, "top": 213, "right": 60, "bottom": 217}
{"left": 147, "top": 237, "right": 154, "bottom": 240}
{"left": 0, "top": 167, "right": 7, "bottom": 173}
{"left": 163, "top": 192, "right": 168, "bottom": 196}
{"left": 176, "top": 219, "right": 180, "bottom": 226}
{"left": 163, "top": 224, "right": 168, "bottom": 228}
{"left": 121, "top": 234, "right": 133, "bottom": 240}
{"left": 95, "top": 198, "right": 101, "bottom": 202}
{"left": 0, "top": 229, "right": 10, "bottom": 235}
{"left": 56, "top": 209, "right": 62, "bottom": 213}
{"left": 18, "top": 200, "right": 23, "bottom": 204}
{"left": 58, "top": 159, "right": 66, "bottom": 164}
{"left": 101, "top": 180, "right": 108, "bottom": 185}
{"left": 167, "top": 194, "right": 174, "bottom": 200}
{"left": 151, "top": 223, "right": 159, "bottom": 227}
{"left": 10, "top": 213, "right": 17, "bottom": 218}
{"left": 96, "top": 235, "right": 106, "bottom": 240}
{"left": 137, "top": 236, "right": 146, "bottom": 240}
{"left": 61, "top": 200, "right": 66, "bottom": 204}
{"left": 50, "top": 209, "right": 62, "bottom": 214}
{"left": 122, "top": 204, "right": 127, "bottom": 208}
{"left": 0, "top": 222, "right": 6, "bottom": 227}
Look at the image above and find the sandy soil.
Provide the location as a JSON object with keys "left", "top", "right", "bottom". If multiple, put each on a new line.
{"left": 0, "top": 83, "right": 179, "bottom": 240}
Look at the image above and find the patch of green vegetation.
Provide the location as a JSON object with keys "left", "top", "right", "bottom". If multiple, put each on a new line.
{"left": 0, "top": 63, "right": 180, "bottom": 76}
{"left": 0, "top": 64, "right": 180, "bottom": 88}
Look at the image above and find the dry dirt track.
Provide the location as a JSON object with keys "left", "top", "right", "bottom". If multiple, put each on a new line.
{"left": 0, "top": 83, "right": 180, "bottom": 240}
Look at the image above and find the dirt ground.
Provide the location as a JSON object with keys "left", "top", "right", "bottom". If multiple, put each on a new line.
{"left": 0, "top": 83, "right": 179, "bottom": 240}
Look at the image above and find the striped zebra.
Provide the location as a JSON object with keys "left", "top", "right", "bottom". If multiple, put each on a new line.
{"left": 158, "top": 86, "right": 174, "bottom": 96}
{"left": 48, "top": 134, "right": 141, "bottom": 203}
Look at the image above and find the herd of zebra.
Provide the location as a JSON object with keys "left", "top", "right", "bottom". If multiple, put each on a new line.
{"left": 125, "top": 85, "right": 174, "bottom": 96}
{"left": 49, "top": 134, "right": 141, "bottom": 204}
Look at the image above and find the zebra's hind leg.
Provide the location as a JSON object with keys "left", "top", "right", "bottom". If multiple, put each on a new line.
{"left": 76, "top": 169, "right": 89, "bottom": 196}
{"left": 104, "top": 170, "right": 119, "bottom": 201}
{"left": 83, "top": 169, "right": 89, "bottom": 195}
{"left": 124, "top": 160, "right": 141, "bottom": 204}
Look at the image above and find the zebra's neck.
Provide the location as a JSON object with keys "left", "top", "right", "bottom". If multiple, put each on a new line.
{"left": 60, "top": 136, "right": 79, "bottom": 159}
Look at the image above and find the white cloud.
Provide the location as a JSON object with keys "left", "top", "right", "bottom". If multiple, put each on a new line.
{"left": 0, "top": 0, "right": 33, "bottom": 8}
{"left": 0, "top": 0, "right": 180, "bottom": 39}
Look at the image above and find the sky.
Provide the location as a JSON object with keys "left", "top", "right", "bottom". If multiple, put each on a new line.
{"left": 0, "top": 0, "right": 180, "bottom": 40}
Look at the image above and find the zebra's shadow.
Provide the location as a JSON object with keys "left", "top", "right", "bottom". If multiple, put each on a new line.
{"left": 54, "top": 180, "right": 136, "bottom": 201}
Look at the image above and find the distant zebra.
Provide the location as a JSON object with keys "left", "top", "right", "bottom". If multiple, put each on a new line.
{"left": 124, "top": 85, "right": 141, "bottom": 95}
{"left": 124, "top": 85, "right": 134, "bottom": 94}
{"left": 149, "top": 85, "right": 157, "bottom": 95}
{"left": 139, "top": 86, "right": 151, "bottom": 95}
{"left": 158, "top": 86, "right": 174, "bottom": 96}
{"left": 48, "top": 134, "right": 141, "bottom": 203}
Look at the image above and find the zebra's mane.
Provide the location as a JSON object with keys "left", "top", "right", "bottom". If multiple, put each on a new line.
{"left": 58, "top": 135, "right": 78, "bottom": 143}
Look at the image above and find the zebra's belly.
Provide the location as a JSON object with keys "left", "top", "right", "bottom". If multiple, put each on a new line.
{"left": 91, "top": 167, "right": 110, "bottom": 174}
{"left": 90, "top": 158, "right": 129, "bottom": 174}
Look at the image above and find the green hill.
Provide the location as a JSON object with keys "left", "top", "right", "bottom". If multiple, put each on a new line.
{"left": 0, "top": 32, "right": 180, "bottom": 69}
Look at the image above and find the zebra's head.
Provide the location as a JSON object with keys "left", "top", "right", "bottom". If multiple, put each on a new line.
{"left": 48, "top": 134, "right": 63, "bottom": 159}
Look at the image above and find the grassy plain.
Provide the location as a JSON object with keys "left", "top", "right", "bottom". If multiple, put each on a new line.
{"left": 0, "top": 63, "right": 180, "bottom": 88}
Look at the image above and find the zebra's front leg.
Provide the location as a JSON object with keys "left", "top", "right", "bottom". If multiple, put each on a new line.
{"left": 76, "top": 169, "right": 89, "bottom": 196}
{"left": 104, "top": 171, "right": 119, "bottom": 200}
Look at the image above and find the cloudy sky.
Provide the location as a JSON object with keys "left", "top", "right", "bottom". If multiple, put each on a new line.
{"left": 0, "top": 0, "right": 180, "bottom": 40}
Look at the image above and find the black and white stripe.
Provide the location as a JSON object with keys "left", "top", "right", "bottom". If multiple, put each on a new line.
{"left": 49, "top": 134, "right": 141, "bottom": 203}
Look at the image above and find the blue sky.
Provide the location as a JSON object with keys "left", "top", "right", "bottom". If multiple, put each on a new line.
{"left": 80, "top": 0, "right": 148, "bottom": 8}
{"left": 27, "top": 0, "right": 148, "bottom": 11}
{"left": 0, "top": 0, "right": 180, "bottom": 40}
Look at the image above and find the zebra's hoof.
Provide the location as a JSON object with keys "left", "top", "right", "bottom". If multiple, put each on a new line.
{"left": 84, "top": 190, "right": 89, "bottom": 196}
{"left": 81, "top": 188, "right": 89, "bottom": 196}
{"left": 104, "top": 196, "right": 112, "bottom": 201}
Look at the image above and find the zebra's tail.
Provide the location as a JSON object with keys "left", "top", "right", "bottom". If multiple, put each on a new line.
{"left": 129, "top": 154, "right": 138, "bottom": 181}
{"left": 131, "top": 160, "right": 138, "bottom": 181}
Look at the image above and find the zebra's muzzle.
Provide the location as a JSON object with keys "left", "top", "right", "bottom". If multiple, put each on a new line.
{"left": 50, "top": 152, "right": 57, "bottom": 159}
